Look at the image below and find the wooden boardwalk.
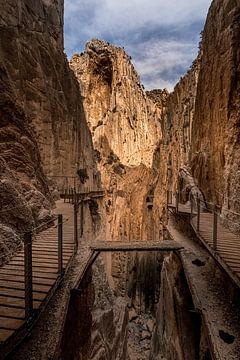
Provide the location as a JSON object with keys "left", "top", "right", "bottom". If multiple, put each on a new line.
{"left": 0, "top": 200, "right": 75, "bottom": 351}
{"left": 191, "top": 213, "right": 240, "bottom": 284}
{"left": 168, "top": 198, "right": 240, "bottom": 287}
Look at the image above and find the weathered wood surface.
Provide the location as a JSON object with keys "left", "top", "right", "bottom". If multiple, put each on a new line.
{"left": 0, "top": 201, "right": 74, "bottom": 346}
{"left": 168, "top": 200, "right": 240, "bottom": 285}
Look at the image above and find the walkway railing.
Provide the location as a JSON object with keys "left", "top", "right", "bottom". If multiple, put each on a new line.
{"left": 23, "top": 215, "right": 64, "bottom": 320}
{"left": 62, "top": 186, "right": 105, "bottom": 204}
{"left": 167, "top": 190, "right": 240, "bottom": 287}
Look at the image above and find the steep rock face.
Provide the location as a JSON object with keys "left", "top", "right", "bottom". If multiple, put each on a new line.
{"left": 191, "top": 0, "right": 240, "bottom": 217}
{"left": 71, "top": 40, "right": 162, "bottom": 168}
{"left": 0, "top": 0, "right": 97, "bottom": 262}
{"left": 70, "top": 40, "right": 163, "bottom": 243}
{"left": 150, "top": 254, "right": 209, "bottom": 360}
{"left": 0, "top": 66, "right": 51, "bottom": 262}
{"left": 0, "top": 0, "right": 96, "bottom": 183}
{"left": 146, "top": 60, "right": 200, "bottom": 239}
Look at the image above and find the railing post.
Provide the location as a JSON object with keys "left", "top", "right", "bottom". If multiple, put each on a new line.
{"left": 58, "top": 214, "right": 63, "bottom": 276}
{"left": 167, "top": 190, "right": 169, "bottom": 205}
{"left": 197, "top": 196, "right": 200, "bottom": 231}
{"left": 176, "top": 192, "right": 179, "bottom": 212}
{"left": 74, "top": 203, "right": 78, "bottom": 252}
{"left": 190, "top": 194, "right": 193, "bottom": 221}
{"left": 80, "top": 202, "right": 84, "bottom": 238}
{"left": 213, "top": 206, "right": 218, "bottom": 251}
{"left": 24, "top": 232, "right": 33, "bottom": 320}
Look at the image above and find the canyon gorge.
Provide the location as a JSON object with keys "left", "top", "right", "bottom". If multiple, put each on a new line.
{"left": 0, "top": 0, "right": 240, "bottom": 359}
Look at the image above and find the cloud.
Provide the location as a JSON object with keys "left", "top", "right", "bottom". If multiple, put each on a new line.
{"left": 64, "top": 0, "right": 211, "bottom": 90}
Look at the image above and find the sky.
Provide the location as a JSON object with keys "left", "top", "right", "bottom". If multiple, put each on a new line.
{"left": 64, "top": 0, "right": 211, "bottom": 91}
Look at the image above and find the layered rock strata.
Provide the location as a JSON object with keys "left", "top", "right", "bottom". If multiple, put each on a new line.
{"left": 0, "top": 0, "right": 98, "bottom": 260}
{"left": 191, "top": 0, "right": 240, "bottom": 218}
{"left": 1, "top": 0, "right": 96, "bottom": 183}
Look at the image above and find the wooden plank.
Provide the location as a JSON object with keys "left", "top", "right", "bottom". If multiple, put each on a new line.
{"left": 0, "top": 280, "right": 51, "bottom": 293}
{"left": 0, "top": 329, "right": 14, "bottom": 342}
{"left": 13, "top": 255, "right": 69, "bottom": 265}
{"left": 0, "top": 296, "right": 41, "bottom": 309}
{"left": 0, "top": 317, "right": 24, "bottom": 330}
{"left": 0, "top": 307, "right": 25, "bottom": 319}
{"left": 0, "top": 274, "right": 56, "bottom": 286}
{"left": 0, "top": 269, "right": 58, "bottom": 280}
{"left": 8, "top": 260, "right": 59, "bottom": 269}
{"left": 32, "top": 249, "right": 72, "bottom": 255}
{"left": 0, "top": 288, "right": 46, "bottom": 301}
{"left": 2, "top": 264, "right": 59, "bottom": 274}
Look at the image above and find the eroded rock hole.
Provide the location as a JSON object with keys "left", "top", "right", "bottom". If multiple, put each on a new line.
{"left": 219, "top": 330, "right": 235, "bottom": 344}
{"left": 192, "top": 258, "right": 205, "bottom": 267}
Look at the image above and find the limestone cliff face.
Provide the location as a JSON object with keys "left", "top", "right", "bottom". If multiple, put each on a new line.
{"left": 151, "top": 254, "right": 208, "bottom": 360}
{"left": 0, "top": 0, "right": 97, "bottom": 261}
{"left": 191, "top": 0, "right": 240, "bottom": 216}
{"left": 1, "top": 0, "right": 96, "bottom": 183}
{"left": 70, "top": 40, "right": 162, "bottom": 168}
{"left": 146, "top": 60, "right": 200, "bottom": 239}
{"left": 70, "top": 40, "right": 163, "bottom": 243}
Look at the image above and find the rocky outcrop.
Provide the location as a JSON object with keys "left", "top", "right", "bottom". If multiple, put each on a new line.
{"left": 150, "top": 253, "right": 207, "bottom": 360}
{"left": 70, "top": 43, "right": 169, "bottom": 319}
{"left": 71, "top": 40, "right": 162, "bottom": 168}
{"left": 0, "top": 0, "right": 97, "bottom": 261}
{"left": 1, "top": 0, "right": 96, "bottom": 183}
{"left": 59, "top": 258, "right": 129, "bottom": 360}
{"left": 191, "top": 0, "right": 240, "bottom": 217}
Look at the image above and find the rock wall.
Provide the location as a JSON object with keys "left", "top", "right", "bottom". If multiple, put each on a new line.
{"left": 0, "top": 0, "right": 96, "bottom": 183}
{"left": 59, "top": 259, "right": 129, "bottom": 360}
{"left": 70, "top": 40, "right": 162, "bottom": 168}
{"left": 145, "top": 59, "right": 200, "bottom": 239}
{"left": 150, "top": 253, "right": 208, "bottom": 360}
{"left": 70, "top": 39, "right": 164, "bottom": 243}
{"left": 0, "top": 0, "right": 97, "bottom": 261}
{"left": 191, "top": 0, "right": 240, "bottom": 216}
{"left": 70, "top": 41, "right": 168, "bottom": 312}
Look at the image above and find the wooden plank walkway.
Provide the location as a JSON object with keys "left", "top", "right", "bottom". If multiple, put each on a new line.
{"left": 168, "top": 199, "right": 240, "bottom": 286}
{"left": 191, "top": 213, "right": 240, "bottom": 283}
{"left": 91, "top": 240, "right": 183, "bottom": 252}
{"left": 0, "top": 200, "right": 75, "bottom": 348}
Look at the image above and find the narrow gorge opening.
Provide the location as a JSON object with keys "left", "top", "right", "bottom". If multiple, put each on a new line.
{"left": 59, "top": 251, "right": 208, "bottom": 360}
{"left": 1, "top": 0, "right": 240, "bottom": 359}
